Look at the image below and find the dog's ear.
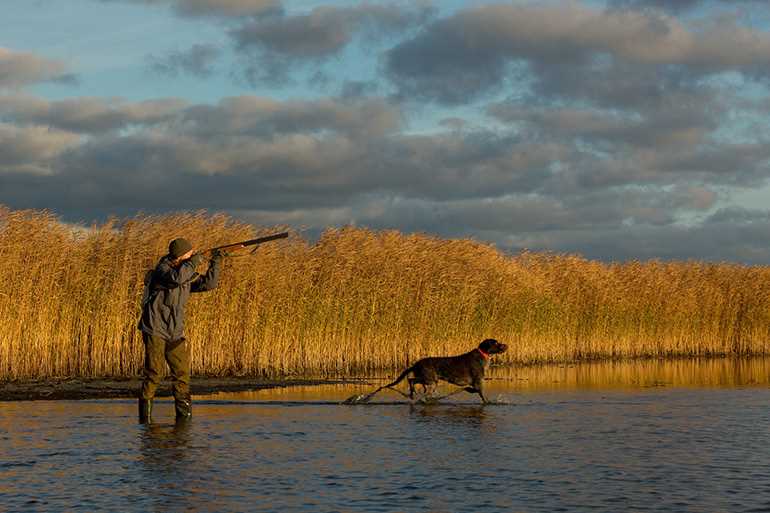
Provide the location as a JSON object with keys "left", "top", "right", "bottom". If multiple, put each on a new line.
{"left": 479, "top": 338, "right": 497, "bottom": 351}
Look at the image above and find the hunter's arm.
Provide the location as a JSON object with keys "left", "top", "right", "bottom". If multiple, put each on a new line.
{"left": 191, "top": 256, "right": 221, "bottom": 292}
{"left": 154, "top": 258, "right": 199, "bottom": 288}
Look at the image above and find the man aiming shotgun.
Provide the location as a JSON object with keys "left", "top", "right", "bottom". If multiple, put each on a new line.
{"left": 137, "top": 232, "right": 288, "bottom": 424}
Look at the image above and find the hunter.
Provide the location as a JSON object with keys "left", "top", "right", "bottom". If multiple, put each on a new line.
{"left": 137, "top": 238, "right": 222, "bottom": 423}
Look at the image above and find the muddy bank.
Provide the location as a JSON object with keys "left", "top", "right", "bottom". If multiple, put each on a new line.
{"left": 0, "top": 377, "right": 371, "bottom": 401}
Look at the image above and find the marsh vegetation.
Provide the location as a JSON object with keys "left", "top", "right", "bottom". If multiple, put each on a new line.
{"left": 2, "top": 206, "right": 769, "bottom": 379}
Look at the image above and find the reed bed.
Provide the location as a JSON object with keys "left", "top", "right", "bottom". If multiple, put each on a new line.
{"left": 2, "top": 206, "right": 770, "bottom": 380}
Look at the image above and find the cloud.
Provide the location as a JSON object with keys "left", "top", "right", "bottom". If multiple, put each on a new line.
{"left": 511, "top": 211, "right": 770, "bottom": 264}
{"left": 178, "top": 95, "right": 403, "bottom": 138}
{"left": 607, "top": 0, "right": 762, "bottom": 13}
{"left": 385, "top": 3, "right": 770, "bottom": 105}
{"left": 488, "top": 100, "right": 717, "bottom": 150}
{"left": 0, "top": 94, "right": 188, "bottom": 133}
{"left": 0, "top": 97, "right": 561, "bottom": 220}
{"left": 0, "top": 88, "right": 767, "bottom": 262}
{"left": 231, "top": 195, "right": 770, "bottom": 264}
{"left": 546, "top": 141, "right": 770, "bottom": 194}
{"left": 231, "top": 2, "right": 434, "bottom": 84}
{"left": 0, "top": 95, "right": 402, "bottom": 212}
{"left": 101, "top": 0, "right": 281, "bottom": 18}
{"left": 146, "top": 44, "right": 221, "bottom": 78}
{"left": 7, "top": 0, "right": 770, "bottom": 263}
{"left": 35, "top": 130, "right": 556, "bottom": 210}
{"left": 1, "top": 105, "right": 769, "bottom": 263}
{"left": 0, "top": 48, "right": 74, "bottom": 89}
{"left": 0, "top": 123, "right": 80, "bottom": 175}
{"left": 0, "top": 94, "right": 401, "bottom": 138}
{"left": 484, "top": 87, "right": 770, "bottom": 196}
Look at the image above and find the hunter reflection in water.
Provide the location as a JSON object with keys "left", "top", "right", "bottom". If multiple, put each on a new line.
{"left": 140, "top": 421, "right": 193, "bottom": 470}
{"left": 138, "top": 421, "right": 198, "bottom": 506}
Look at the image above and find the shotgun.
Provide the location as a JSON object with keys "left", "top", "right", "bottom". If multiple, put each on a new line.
{"left": 196, "top": 231, "right": 289, "bottom": 256}
{"left": 142, "top": 232, "right": 289, "bottom": 304}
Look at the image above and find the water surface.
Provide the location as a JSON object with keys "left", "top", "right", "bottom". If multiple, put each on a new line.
{"left": 3, "top": 358, "right": 770, "bottom": 512}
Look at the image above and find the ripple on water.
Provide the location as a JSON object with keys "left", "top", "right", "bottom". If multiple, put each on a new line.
{"left": 3, "top": 362, "right": 770, "bottom": 512}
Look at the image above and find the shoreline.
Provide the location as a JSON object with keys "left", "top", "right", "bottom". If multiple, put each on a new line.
{"left": 0, "top": 377, "right": 371, "bottom": 401}
{"left": 4, "top": 354, "right": 770, "bottom": 401}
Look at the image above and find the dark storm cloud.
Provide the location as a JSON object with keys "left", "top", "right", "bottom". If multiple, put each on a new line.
{"left": 0, "top": 48, "right": 74, "bottom": 89}
{"left": 231, "top": 188, "right": 758, "bottom": 263}
{"left": 44, "top": 130, "right": 555, "bottom": 208}
{"left": 2, "top": 87, "right": 769, "bottom": 263}
{"left": 514, "top": 214, "right": 770, "bottom": 264}
{"left": 0, "top": 94, "right": 564, "bottom": 216}
{"left": 385, "top": 3, "right": 770, "bottom": 105}
{"left": 364, "top": 133, "right": 564, "bottom": 200}
{"left": 334, "top": 198, "right": 767, "bottom": 263}
{"left": 550, "top": 142, "right": 770, "bottom": 194}
{"left": 146, "top": 44, "right": 221, "bottom": 78}
{"left": 2, "top": 100, "right": 770, "bottom": 263}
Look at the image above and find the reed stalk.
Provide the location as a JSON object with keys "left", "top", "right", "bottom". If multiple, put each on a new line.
{"left": 2, "top": 206, "right": 769, "bottom": 379}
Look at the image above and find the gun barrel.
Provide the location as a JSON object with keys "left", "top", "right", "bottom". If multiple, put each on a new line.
{"left": 201, "top": 232, "right": 289, "bottom": 254}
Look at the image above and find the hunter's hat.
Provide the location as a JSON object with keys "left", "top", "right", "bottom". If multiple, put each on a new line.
{"left": 169, "top": 238, "right": 193, "bottom": 258}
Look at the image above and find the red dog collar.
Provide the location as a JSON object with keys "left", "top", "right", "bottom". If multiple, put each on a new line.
{"left": 477, "top": 348, "right": 490, "bottom": 359}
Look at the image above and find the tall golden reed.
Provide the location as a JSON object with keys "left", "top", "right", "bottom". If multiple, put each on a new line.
{"left": 1, "top": 206, "right": 770, "bottom": 379}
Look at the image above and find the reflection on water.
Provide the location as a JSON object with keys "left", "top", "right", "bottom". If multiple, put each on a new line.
{"left": 3, "top": 358, "right": 770, "bottom": 513}
{"left": 139, "top": 421, "right": 194, "bottom": 487}
{"left": 487, "top": 356, "right": 770, "bottom": 389}
{"left": 202, "top": 356, "right": 770, "bottom": 404}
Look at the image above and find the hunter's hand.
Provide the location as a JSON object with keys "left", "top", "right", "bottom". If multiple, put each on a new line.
{"left": 211, "top": 249, "right": 226, "bottom": 262}
{"left": 189, "top": 253, "right": 204, "bottom": 267}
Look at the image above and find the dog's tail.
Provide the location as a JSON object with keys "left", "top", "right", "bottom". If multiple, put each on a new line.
{"left": 382, "top": 364, "right": 416, "bottom": 389}
{"left": 343, "top": 364, "right": 416, "bottom": 404}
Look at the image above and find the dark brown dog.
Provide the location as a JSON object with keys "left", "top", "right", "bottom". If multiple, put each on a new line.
{"left": 354, "top": 338, "right": 508, "bottom": 404}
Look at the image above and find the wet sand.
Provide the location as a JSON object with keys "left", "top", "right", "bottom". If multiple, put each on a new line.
{"left": 0, "top": 377, "right": 370, "bottom": 401}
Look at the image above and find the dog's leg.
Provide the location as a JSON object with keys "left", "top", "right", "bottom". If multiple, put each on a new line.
{"left": 408, "top": 378, "right": 417, "bottom": 399}
{"left": 429, "top": 387, "right": 467, "bottom": 402}
{"left": 462, "top": 382, "right": 489, "bottom": 403}
{"left": 474, "top": 382, "right": 488, "bottom": 404}
{"left": 385, "top": 386, "right": 412, "bottom": 399}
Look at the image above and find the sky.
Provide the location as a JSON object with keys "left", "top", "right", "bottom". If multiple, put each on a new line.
{"left": 3, "top": 0, "right": 770, "bottom": 263}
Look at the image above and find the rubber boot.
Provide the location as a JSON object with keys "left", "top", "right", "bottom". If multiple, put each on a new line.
{"left": 138, "top": 398, "right": 153, "bottom": 424}
{"left": 174, "top": 394, "right": 192, "bottom": 421}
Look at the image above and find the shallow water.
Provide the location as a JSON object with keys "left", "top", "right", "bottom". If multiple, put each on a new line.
{"left": 3, "top": 358, "right": 770, "bottom": 512}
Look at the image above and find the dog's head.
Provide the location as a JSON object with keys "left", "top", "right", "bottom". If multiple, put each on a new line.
{"left": 478, "top": 338, "right": 508, "bottom": 355}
